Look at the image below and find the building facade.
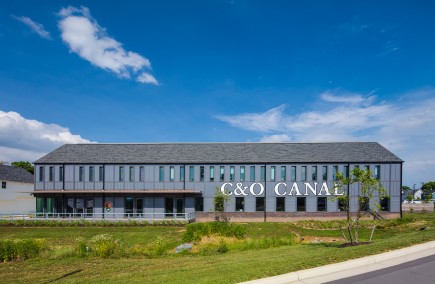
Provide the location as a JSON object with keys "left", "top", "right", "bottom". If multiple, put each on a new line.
{"left": 33, "top": 142, "right": 403, "bottom": 221}
{"left": 0, "top": 164, "right": 35, "bottom": 214}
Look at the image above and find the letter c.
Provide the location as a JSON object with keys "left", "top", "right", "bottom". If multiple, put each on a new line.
{"left": 274, "top": 182, "right": 287, "bottom": 196}
{"left": 220, "top": 183, "right": 233, "bottom": 196}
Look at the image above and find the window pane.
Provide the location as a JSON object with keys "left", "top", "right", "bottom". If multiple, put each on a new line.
{"left": 374, "top": 165, "right": 380, "bottom": 179}
{"left": 240, "top": 166, "right": 245, "bottom": 182}
{"left": 180, "top": 166, "right": 185, "bottom": 181}
{"left": 99, "top": 166, "right": 104, "bottom": 182}
{"left": 170, "top": 166, "right": 175, "bottom": 181}
{"left": 189, "top": 166, "right": 194, "bottom": 182}
{"left": 291, "top": 166, "right": 296, "bottom": 181}
{"left": 343, "top": 166, "right": 349, "bottom": 178}
{"left": 301, "top": 166, "right": 306, "bottom": 181}
{"left": 270, "top": 166, "right": 275, "bottom": 181}
{"left": 195, "top": 197, "right": 204, "bottom": 211}
{"left": 80, "top": 166, "right": 84, "bottom": 182}
{"left": 256, "top": 197, "right": 265, "bottom": 211}
{"left": 276, "top": 197, "right": 285, "bottom": 212}
{"left": 210, "top": 166, "right": 214, "bottom": 181}
{"left": 200, "top": 166, "right": 204, "bottom": 182}
{"left": 312, "top": 166, "right": 317, "bottom": 181}
{"left": 49, "top": 166, "right": 53, "bottom": 182}
{"left": 250, "top": 166, "right": 255, "bottom": 181}
{"left": 59, "top": 166, "right": 64, "bottom": 182}
{"left": 129, "top": 166, "right": 134, "bottom": 182}
{"left": 220, "top": 166, "right": 225, "bottom": 181}
{"left": 90, "top": 166, "right": 94, "bottom": 182}
{"left": 322, "top": 166, "right": 327, "bottom": 181}
{"left": 119, "top": 166, "right": 124, "bottom": 182}
{"left": 317, "top": 197, "right": 327, "bottom": 211}
{"left": 333, "top": 166, "right": 338, "bottom": 181}
{"left": 39, "top": 166, "right": 44, "bottom": 181}
{"left": 230, "top": 166, "right": 235, "bottom": 181}
{"left": 139, "top": 166, "right": 144, "bottom": 182}
{"left": 260, "top": 166, "right": 265, "bottom": 181}
{"left": 297, "top": 197, "right": 306, "bottom": 211}
{"left": 235, "top": 197, "right": 244, "bottom": 212}
{"left": 159, "top": 166, "right": 164, "bottom": 182}
{"left": 281, "top": 166, "right": 286, "bottom": 181}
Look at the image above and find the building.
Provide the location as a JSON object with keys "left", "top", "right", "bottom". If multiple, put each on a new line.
{"left": 33, "top": 142, "right": 403, "bottom": 221}
{"left": 0, "top": 164, "right": 35, "bottom": 214}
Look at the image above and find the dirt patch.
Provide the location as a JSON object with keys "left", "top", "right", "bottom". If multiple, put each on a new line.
{"left": 301, "top": 236, "right": 344, "bottom": 244}
{"left": 339, "top": 241, "right": 372, "bottom": 248}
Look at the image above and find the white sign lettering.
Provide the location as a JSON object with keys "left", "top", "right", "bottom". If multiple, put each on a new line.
{"left": 221, "top": 182, "right": 341, "bottom": 196}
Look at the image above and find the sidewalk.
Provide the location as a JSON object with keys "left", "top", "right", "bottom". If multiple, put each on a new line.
{"left": 240, "top": 241, "right": 435, "bottom": 284}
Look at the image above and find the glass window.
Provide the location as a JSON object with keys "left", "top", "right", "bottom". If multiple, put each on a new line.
{"left": 170, "top": 166, "right": 175, "bottom": 182}
{"left": 256, "top": 197, "right": 265, "bottom": 211}
{"left": 301, "top": 166, "right": 306, "bottom": 181}
{"left": 240, "top": 166, "right": 245, "bottom": 182}
{"left": 49, "top": 166, "right": 54, "bottom": 182}
{"left": 1, "top": 181, "right": 6, "bottom": 189}
{"left": 374, "top": 165, "right": 380, "bottom": 179}
{"left": 59, "top": 166, "right": 64, "bottom": 182}
{"left": 180, "top": 166, "right": 185, "bottom": 181}
{"left": 119, "top": 166, "right": 124, "bottom": 182}
{"left": 79, "top": 166, "right": 84, "bottom": 182}
{"left": 276, "top": 197, "right": 285, "bottom": 212}
{"left": 281, "top": 166, "right": 286, "bottom": 181}
{"left": 210, "top": 166, "right": 214, "bottom": 181}
{"left": 260, "top": 166, "right": 266, "bottom": 181}
{"left": 359, "top": 197, "right": 369, "bottom": 211}
{"left": 39, "top": 166, "right": 44, "bottom": 181}
{"left": 220, "top": 166, "right": 225, "bottom": 181}
{"left": 189, "top": 166, "right": 194, "bottom": 182}
{"left": 139, "top": 166, "right": 144, "bottom": 182}
{"left": 322, "top": 166, "right": 327, "bottom": 181}
{"left": 129, "top": 166, "right": 134, "bottom": 182}
{"left": 250, "top": 166, "right": 255, "bottom": 181}
{"left": 235, "top": 197, "right": 244, "bottom": 212}
{"left": 159, "top": 166, "right": 164, "bottom": 182}
{"left": 195, "top": 197, "right": 204, "bottom": 211}
{"left": 380, "top": 197, "right": 389, "bottom": 211}
{"left": 230, "top": 166, "right": 235, "bottom": 181}
{"left": 89, "top": 166, "right": 94, "bottom": 182}
{"left": 200, "top": 166, "right": 204, "bottom": 182}
{"left": 333, "top": 166, "right": 338, "bottom": 181}
{"left": 317, "top": 197, "right": 327, "bottom": 211}
{"left": 291, "top": 166, "right": 296, "bottom": 181}
{"left": 270, "top": 166, "right": 275, "bottom": 181}
{"left": 297, "top": 197, "right": 306, "bottom": 211}
{"left": 343, "top": 165, "right": 349, "bottom": 178}
{"left": 338, "top": 198, "right": 346, "bottom": 212}
{"left": 99, "top": 166, "right": 104, "bottom": 182}
{"left": 365, "top": 165, "right": 370, "bottom": 171}
{"left": 312, "top": 166, "right": 317, "bottom": 181}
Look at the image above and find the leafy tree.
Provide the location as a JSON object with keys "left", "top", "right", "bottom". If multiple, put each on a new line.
{"left": 11, "top": 161, "right": 34, "bottom": 175}
{"left": 213, "top": 187, "right": 231, "bottom": 222}
{"left": 334, "top": 167, "right": 388, "bottom": 244}
{"left": 421, "top": 181, "right": 435, "bottom": 192}
{"left": 402, "top": 185, "right": 411, "bottom": 192}
{"left": 406, "top": 195, "right": 413, "bottom": 202}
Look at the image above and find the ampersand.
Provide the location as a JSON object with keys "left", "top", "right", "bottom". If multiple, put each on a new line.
{"left": 233, "top": 182, "right": 248, "bottom": 196}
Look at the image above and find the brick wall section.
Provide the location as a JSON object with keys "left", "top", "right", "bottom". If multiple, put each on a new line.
{"left": 196, "top": 211, "right": 400, "bottom": 222}
{"left": 402, "top": 203, "right": 434, "bottom": 212}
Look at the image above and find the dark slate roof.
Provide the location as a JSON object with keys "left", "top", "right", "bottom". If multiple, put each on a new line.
{"left": 34, "top": 142, "right": 403, "bottom": 164}
{"left": 0, "top": 165, "right": 34, "bottom": 183}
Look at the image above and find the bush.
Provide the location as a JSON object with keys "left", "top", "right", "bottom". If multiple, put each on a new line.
{"left": 237, "top": 236, "right": 297, "bottom": 251}
{"left": 89, "top": 234, "right": 126, "bottom": 258}
{"left": 183, "top": 222, "right": 246, "bottom": 242}
{"left": 198, "top": 239, "right": 228, "bottom": 256}
{"left": 0, "top": 239, "right": 46, "bottom": 262}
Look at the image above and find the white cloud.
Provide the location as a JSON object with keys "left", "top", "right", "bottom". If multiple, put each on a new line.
{"left": 13, "top": 15, "right": 52, "bottom": 40}
{"left": 58, "top": 6, "right": 158, "bottom": 84}
{"left": 0, "top": 110, "right": 92, "bottom": 163}
{"left": 216, "top": 89, "right": 435, "bottom": 186}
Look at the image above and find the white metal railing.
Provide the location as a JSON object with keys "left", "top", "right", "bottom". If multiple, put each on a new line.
{"left": 0, "top": 212, "right": 196, "bottom": 222}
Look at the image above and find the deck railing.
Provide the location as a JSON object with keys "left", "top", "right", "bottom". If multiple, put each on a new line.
{"left": 0, "top": 212, "right": 196, "bottom": 222}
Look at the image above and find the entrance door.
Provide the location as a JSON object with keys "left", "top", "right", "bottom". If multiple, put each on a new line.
{"left": 125, "top": 197, "right": 134, "bottom": 217}
{"left": 165, "top": 198, "right": 174, "bottom": 217}
{"left": 176, "top": 198, "right": 184, "bottom": 217}
{"left": 136, "top": 198, "right": 143, "bottom": 217}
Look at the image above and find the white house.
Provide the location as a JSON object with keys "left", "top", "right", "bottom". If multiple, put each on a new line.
{"left": 0, "top": 164, "right": 34, "bottom": 214}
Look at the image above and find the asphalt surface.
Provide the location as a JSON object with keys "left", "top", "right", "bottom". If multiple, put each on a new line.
{"left": 326, "top": 254, "right": 435, "bottom": 284}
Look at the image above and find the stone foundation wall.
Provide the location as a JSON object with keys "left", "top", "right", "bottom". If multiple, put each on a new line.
{"left": 195, "top": 211, "right": 400, "bottom": 222}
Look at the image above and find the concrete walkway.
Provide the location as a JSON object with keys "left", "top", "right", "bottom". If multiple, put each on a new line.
{"left": 240, "top": 241, "right": 435, "bottom": 284}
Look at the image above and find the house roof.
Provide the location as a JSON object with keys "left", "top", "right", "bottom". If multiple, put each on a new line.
{"left": 0, "top": 165, "right": 34, "bottom": 183}
{"left": 35, "top": 142, "right": 403, "bottom": 164}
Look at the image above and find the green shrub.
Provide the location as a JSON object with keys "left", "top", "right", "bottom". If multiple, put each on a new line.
{"left": 89, "top": 234, "right": 126, "bottom": 258}
{"left": 183, "top": 222, "right": 246, "bottom": 242}
{"left": 237, "top": 236, "right": 296, "bottom": 251}
{"left": 145, "top": 235, "right": 168, "bottom": 257}
{"left": 0, "top": 239, "right": 46, "bottom": 262}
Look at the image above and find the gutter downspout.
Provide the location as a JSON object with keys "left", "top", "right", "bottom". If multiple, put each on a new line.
{"left": 264, "top": 164, "right": 267, "bottom": 222}
{"left": 400, "top": 162, "right": 403, "bottom": 218}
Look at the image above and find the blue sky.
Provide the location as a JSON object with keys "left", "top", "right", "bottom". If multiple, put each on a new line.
{"left": 1, "top": 0, "right": 435, "bottom": 187}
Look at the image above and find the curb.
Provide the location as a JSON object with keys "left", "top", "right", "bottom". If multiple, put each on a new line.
{"left": 239, "top": 240, "right": 435, "bottom": 284}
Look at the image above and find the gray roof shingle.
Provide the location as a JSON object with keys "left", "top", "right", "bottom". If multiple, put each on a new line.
{"left": 0, "top": 165, "right": 34, "bottom": 183}
{"left": 34, "top": 142, "right": 403, "bottom": 164}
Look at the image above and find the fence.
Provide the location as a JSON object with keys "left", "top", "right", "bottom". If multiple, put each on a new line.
{"left": 0, "top": 212, "right": 196, "bottom": 222}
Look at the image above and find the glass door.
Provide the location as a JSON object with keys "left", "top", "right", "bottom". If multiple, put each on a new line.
{"left": 176, "top": 198, "right": 184, "bottom": 217}
{"left": 165, "top": 198, "right": 174, "bottom": 217}
{"left": 125, "top": 197, "right": 134, "bottom": 217}
{"left": 135, "top": 198, "right": 143, "bottom": 217}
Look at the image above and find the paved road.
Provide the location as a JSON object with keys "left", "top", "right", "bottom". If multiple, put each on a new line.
{"left": 326, "top": 254, "right": 435, "bottom": 284}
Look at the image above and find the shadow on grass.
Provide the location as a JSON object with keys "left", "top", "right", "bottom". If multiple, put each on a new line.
{"left": 44, "top": 269, "right": 83, "bottom": 283}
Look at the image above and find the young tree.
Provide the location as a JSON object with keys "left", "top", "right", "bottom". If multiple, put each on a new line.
{"left": 11, "top": 161, "right": 34, "bottom": 175}
{"left": 334, "top": 167, "right": 388, "bottom": 244}
{"left": 213, "top": 187, "right": 231, "bottom": 222}
{"left": 421, "top": 181, "right": 435, "bottom": 192}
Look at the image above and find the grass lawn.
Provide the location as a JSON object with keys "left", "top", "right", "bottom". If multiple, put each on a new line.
{"left": 1, "top": 213, "right": 435, "bottom": 283}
